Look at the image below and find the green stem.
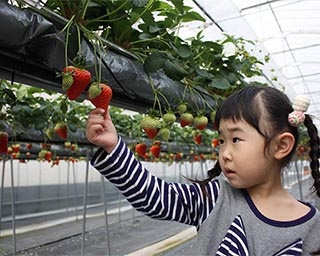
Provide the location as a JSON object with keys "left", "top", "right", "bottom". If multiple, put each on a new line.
{"left": 106, "top": 0, "right": 130, "bottom": 17}
{"left": 86, "top": 14, "right": 128, "bottom": 26}
{"left": 76, "top": 25, "right": 81, "bottom": 54}
{"left": 80, "top": 0, "right": 90, "bottom": 20}
{"left": 156, "top": 90, "right": 171, "bottom": 111}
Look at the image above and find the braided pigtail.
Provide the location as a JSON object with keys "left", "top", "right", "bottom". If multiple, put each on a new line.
{"left": 190, "top": 161, "right": 222, "bottom": 198}
{"left": 304, "top": 114, "right": 320, "bottom": 197}
{"left": 207, "top": 161, "right": 222, "bottom": 181}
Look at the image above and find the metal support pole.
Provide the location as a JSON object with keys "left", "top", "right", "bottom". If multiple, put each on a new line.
{"left": 66, "top": 161, "right": 70, "bottom": 213}
{"left": 294, "top": 159, "right": 303, "bottom": 201}
{"left": 101, "top": 175, "right": 111, "bottom": 255}
{"left": 0, "top": 156, "right": 6, "bottom": 235}
{"left": 72, "top": 162, "right": 79, "bottom": 220}
{"left": 10, "top": 156, "right": 16, "bottom": 255}
{"left": 81, "top": 152, "right": 90, "bottom": 256}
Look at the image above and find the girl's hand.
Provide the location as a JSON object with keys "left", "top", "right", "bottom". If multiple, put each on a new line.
{"left": 86, "top": 108, "right": 118, "bottom": 153}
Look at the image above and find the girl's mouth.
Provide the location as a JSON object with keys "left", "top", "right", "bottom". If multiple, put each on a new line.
{"left": 224, "top": 168, "right": 236, "bottom": 177}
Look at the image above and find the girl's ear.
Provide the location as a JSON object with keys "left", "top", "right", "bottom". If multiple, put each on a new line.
{"left": 273, "top": 132, "right": 295, "bottom": 160}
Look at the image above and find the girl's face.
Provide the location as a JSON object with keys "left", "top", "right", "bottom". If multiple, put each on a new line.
{"left": 218, "top": 118, "right": 275, "bottom": 189}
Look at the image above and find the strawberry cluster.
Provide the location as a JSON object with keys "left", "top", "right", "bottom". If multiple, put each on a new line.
{"left": 57, "top": 64, "right": 113, "bottom": 141}
{"left": 61, "top": 66, "right": 113, "bottom": 110}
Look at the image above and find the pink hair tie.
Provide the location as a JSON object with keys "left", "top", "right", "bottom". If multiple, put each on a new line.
{"left": 288, "top": 95, "right": 310, "bottom": 127}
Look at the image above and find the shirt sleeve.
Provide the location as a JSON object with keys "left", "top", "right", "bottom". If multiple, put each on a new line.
{"left": 90, "top": 137, "right": 220, "bottom": 229}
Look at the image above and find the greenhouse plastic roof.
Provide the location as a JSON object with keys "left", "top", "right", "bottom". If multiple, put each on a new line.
{"left": 184, "top": 0, "right": 320, "bottom": 129}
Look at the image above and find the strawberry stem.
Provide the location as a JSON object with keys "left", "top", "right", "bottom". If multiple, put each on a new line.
{"left": 62, "top": 15, "right": 75, "bottom": 67}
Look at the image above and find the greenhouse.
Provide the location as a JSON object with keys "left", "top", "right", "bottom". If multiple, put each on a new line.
{"left": 0, "top": 0, "right": 319, "bottom": 255}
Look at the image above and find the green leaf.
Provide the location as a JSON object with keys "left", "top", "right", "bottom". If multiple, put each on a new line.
{"left": 194, "top": 67, "right": 214, "bottom": 80}
{"left": 3, "top": 88, "right": 16, "bottom": 101}
{"left": 171, "top": 0, "right": 184, "bottom": 13}
{"left": 221, "top": 71, "right": 237, "bottom": 84}
{"left": 177, "top": 45, "right": 192, "bottom": 58}
{"left": 163, "top": 59, "right": 188, "bottom": 81}
{"left": 132, "top": 0, "right": 149, "bottom": 7}
{"left": 143, "top": 52, "right": 166, "bottom": 73}
{"left": 60, "top": 101, "right": 68, "bottom": 113}
{"left": 203, "top": 41, "right": 223, "bottom": 53}
{"left": 209, "top": 77, "right": 231, "bottom": 89}
{"left": 181, "top": 11, "right": 206, "bottom": 22}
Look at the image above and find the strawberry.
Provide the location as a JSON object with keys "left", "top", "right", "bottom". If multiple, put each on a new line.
{"left": 150, "top": 144, "right": 161, "bottom": 158}
{"left": 212, "top": 138, "right": 219, "bottom": 148}
{"left": 64, "top": 141, "right": 71, "bottom": 149}
{"left": 38, "top": 149, "right": 47, "bottom": 160}
{"left": 210, "top": 110, "right": 216, "bottom": 123}
{"left": 26, "top": 143, "right": 32, "bottom": 150}
{"left": 45, "top": 151, "right": 52, "bottom": 162}
{"left": 163, "top": 112, "right": 176, "bottom": 124}
{"left": 180, "top": 112, "right": 194, "bottom": 127}
{"left": 45, "top": 128, "right": 55, "bottom": 139}
{"left": 192, "top": 130, "right": 202, "bottom": 145}
{"left": 160, "top": 128, "right": 170, "bottom": 142}
{"left": 135, "top": 143, "right": 147, "bottom": 158}
{"left": 62, "top": 66, "right": 91, "bottom": 100}
{"left": 140, "top": 115, "right": 161, "bottom": 139}
{"left": 0, "top": 131, "right": 9, "bottom": 154}
{"left": 12, "top": 143, "right": 20, "bottom": 153}
{"left": 177, "top": 103, "right": 187, "bottom": 115}
{"left": 194, "top": 115, "right": 208, "bottom": 130}
{"left": 88, "top": 82, "right": 113, "bottom": 110}
{"left": 61, "top": 72, "right": 74, "bottom": 90}
{"left": 54, "top": 122, "right": 67, "bottom": 140}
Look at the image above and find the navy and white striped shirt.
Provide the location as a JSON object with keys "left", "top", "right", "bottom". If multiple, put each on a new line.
{"left": 91, "top": 137, "right": 320, "bottom": 255}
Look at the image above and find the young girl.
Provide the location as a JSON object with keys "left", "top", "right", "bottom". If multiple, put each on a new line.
{"left": 86, "top": 86, "right": 320, "bottom": 255}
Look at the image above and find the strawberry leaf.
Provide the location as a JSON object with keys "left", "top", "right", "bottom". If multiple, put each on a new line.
{"left": 209, "top": 77, "right": 231, "bottom": 89}
{"left": 143, "top": 52, "right": 166, "bottom": 74}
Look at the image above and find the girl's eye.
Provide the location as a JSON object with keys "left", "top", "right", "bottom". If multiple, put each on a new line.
{"left": 218, "top": 139, "right": 224, "bottom": 145}
{"left": 232, "top": 137, "right": 240, "bottom": 143}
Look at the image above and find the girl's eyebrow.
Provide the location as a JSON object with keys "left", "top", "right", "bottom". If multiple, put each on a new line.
{"left": 219, "top": 126, "right": 244, "bottom": 134}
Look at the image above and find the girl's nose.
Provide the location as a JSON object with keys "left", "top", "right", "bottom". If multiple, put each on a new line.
{"left": 220, "top": 147, "right": 231, "bottom": 162}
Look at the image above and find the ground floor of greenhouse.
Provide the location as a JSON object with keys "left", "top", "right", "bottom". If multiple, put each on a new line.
{"left": 1, "top": 175, "right": 319, "bottom": 256}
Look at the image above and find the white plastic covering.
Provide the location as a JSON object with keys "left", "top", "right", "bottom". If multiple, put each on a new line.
{"left": 183, "top": 0, "right": 320, "bottom": 128}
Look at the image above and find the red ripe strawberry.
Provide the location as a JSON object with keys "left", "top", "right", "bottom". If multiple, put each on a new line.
{"left": 135, "top": 143, "right": 147, "bottom": 158}
{"left": 12, "top": 143, "right": 20, "bottom": 153}
{"left": 88, "top": 82, "right": 113, "bottom": 110}
{"left": 54, "top": 122, "right": 67, "bottom": 140}
{"left": 140, "top": 115, "right": 161, "bottom": 139}
{"left": 194, "top": 115, "right": 208, "bottom": 130}
{"left": 192, "top": 130, "right": 202, "bottom": 145}
{"left": 45, "top": 151, "right": 52, "bottom": 162}
{"left": 150, "top": 144, "right": 161, "bottom": 158}
{"left": 212, "top": 138, "right": 219, "bottom": 148}
{"left": 62, "top": 66, "right": 91, "bottom": 100}
{"left": 180, "top": 112, "right": 194, "bottom": 127}
{"left": 0, "top": 131, "right": 9, "bottom": 154}
{"left": 26, "top": 143, "right": 32, "bottom": 150}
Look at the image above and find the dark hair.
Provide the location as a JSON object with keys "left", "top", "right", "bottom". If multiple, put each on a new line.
{"left": 203, "top": 85, "right": 320, "bottom": 197}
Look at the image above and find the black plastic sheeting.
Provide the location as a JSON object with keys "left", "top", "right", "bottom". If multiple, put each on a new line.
{"left": 0, "top": 0, "right": 216, "bottom": 114}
